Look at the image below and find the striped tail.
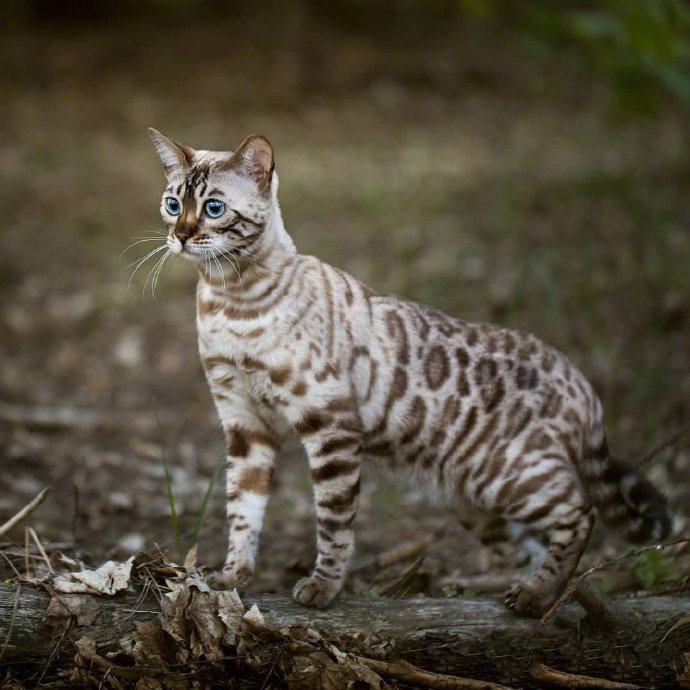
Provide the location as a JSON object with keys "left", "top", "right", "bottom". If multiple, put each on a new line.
{"left": 579, "top": 436, "right": 672, "bottom": 543}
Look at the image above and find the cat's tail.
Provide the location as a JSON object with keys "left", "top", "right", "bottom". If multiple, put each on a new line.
{"left": 579, "top": 434, "right": 672, "bottom": 543}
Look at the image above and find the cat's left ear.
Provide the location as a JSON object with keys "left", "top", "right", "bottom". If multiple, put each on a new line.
{"left": 226, "top": 135, "right": 274, "bottom": 192}
{"left": 148, "top": 128, "right": 196, "bottom": 181}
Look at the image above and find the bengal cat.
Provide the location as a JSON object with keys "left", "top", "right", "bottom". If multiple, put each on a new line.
{"left": 148, "top": 128, "right": 671, "bottom": 616}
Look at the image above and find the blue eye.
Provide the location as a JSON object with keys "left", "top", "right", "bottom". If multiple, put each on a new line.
{"left": 164, "top": 197, "right": 181, "bottom": 216}
{"left": 205, "top": 199, "right": 226, "bottom": 218}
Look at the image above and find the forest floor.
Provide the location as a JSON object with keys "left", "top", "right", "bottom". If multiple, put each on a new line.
{"left": 1, "top": 16, "right": 689, "bottom": 625}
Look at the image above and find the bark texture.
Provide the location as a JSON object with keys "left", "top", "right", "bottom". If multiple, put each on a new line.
{"left": 1, "top": 582, "right": 689, "bottom": 688}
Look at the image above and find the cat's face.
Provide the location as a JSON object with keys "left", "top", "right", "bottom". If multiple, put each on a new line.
{"left": 149, "top": 129, "right": 275, "bottom": 265}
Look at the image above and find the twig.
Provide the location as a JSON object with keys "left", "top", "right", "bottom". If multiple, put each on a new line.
{"left": 36, "top": 616, "right": 73, "bottom": 686}
{"left": 376, "top": 554, "right": 426, "bottom": 596}
{"left": 352, "top": 535, "right": 434, "bottom": 574}
{"left": 28, "top": 527, "right": 54, "bottom": 574}
{"left": 357, "top": 656, "right": 515, "bottom": 690}
{"left": 531, "top": 662, "right": 642, "bottom": 689}
{"left": 0, "top": 487, "right": 51, "bottom": 539}
{"left": 572, "top": 581, "right": 626, "bottom": 630}
{"left": 529, "top": 538, "right": 690, "bottom": 639}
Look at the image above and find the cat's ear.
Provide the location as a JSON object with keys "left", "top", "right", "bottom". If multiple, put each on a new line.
{"left": 148, "top": 128, "right": 195, "bottom": 180}
{"left": 226, "top": 135, "right": 274, "bottom": 192}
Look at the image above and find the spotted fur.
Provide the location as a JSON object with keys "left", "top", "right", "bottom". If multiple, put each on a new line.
{"left": 149, "top": 128, "right": 671, "bottom": 616}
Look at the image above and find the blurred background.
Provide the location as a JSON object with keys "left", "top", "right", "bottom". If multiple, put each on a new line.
{"left": 1, "top": 1, "right": 688, "bottom": 596}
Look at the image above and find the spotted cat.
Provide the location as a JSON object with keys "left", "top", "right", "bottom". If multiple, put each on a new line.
{"left": 148, "top": 128, "right": 671, "bottom": 616}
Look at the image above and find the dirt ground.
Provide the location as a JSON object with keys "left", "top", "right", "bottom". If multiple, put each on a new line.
{"left": 1, "top": 16, "right": 689, "bottom": 606}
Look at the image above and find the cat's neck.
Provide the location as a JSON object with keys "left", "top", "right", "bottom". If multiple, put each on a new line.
{"left": 196, "top": 204, "right": 297, "bottom": 296}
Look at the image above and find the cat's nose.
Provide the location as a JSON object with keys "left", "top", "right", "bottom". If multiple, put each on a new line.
{"left": 175, "top": 227, "right": 195, "bottom": 245}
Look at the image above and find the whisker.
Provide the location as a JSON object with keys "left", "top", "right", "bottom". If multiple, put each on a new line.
{"left": 127, "top": 244, "right": 168, "bottom": 289}
{"left": 218, "top": 248, "right": 243, "bottom": 287}
{"left": 151, "top": 249, "right": 172, "bottom": 299}
{"left": 210, "top": 251, "right": 226, "bottom": 290}
{"left": 142, "top": 224, "right": 168, "bottom": 235}
{"left": 143, "top": 248, "right": 171, "bottom": 298}
{"left": 118, "top": 237, "right": 167, "bottom": 259}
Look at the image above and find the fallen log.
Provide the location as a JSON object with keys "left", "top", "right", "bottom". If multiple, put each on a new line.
{"left": 1, "top": 581, "right": 689, "bottom": 688}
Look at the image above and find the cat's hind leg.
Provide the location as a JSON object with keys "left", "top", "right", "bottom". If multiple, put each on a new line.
{"left": 503, "top": 485, "right": 594, "bottom": 617}
{"left": 292, "top": 401, "right": 362, "bottom": 608}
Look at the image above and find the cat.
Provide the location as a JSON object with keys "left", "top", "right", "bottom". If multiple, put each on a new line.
{"left": 148, "top": 128, "right": 671, "bottom": 616}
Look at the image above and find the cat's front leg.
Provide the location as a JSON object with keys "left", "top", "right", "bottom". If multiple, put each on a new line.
{"left": 292, "top": 403, "right": 362, "bottom": 608}
{"left": 216, "top": 422, "right": 278, "bottom": 590}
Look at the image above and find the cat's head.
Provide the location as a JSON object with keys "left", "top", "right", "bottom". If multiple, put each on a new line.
{"left": 149, "top": 129, "right": 279, "bottom": 266}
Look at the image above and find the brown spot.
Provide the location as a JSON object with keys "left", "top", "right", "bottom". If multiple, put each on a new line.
{"left": 563, "top": 408, "right": 581, "bottom": 426}
{"left": 314, "top": 362, "right": 340, "bottom": 382}
{"left": 269, "top": 364, "right": 292, "bottom": 386}
{"left": 390, "top": 367, "right": 408, "bottom": 401}
{"left": 517, "top": 341, "right": 538, "bottom": 360}
{"left": 539, "top": 388, "right": 562, "bottom": 418}
{"left": 466, "top": 328, "right": 479, "bottom": 346}
{"left": 400, "top": 396, "right": 427, "bottom": 444}
{"left": 510, "top": 405, "right": 533, "bottom": 438}
{"left": 198, "top": 299, "right": 223, "bottom": 317}
{"left": 318, "top": 516, "right": 354, "bottom": 532}
{"left": 541, "top": 350, "right": 556, "bottom": 372}
{"left": 501, "top": 470, "right": 558, "bottom": 511}
{"left": 365, "top": 440, "right": 394, "bottom": 457}
{"left": 226, "top": 428, "right": 249, "bottom": 457}
{"left": 475, "top": 357, "right": 498, "bottom": 385}
{"left": 243, "top": 355, "right": 266, "bottom": 371}
{"left": 457, "top": 371, "right": 471, "bottom": 397}
{"left": 223, "top": 305, "right": 265, "bottom": 320}
{"left": 438, "top": 405, "right": 479, "bottom": 477}
{"left": 442, "top": 395, "right": 461, "bottom": 425}
{"left": 424, "top": 345, "right": 450, "bottom": 391}
{"left": 295, "top": 410, "right": 333, "bottom": 435}
{"left": 317, "top": 478, "right": 361, "bottom": 513}
{"left": 486, "top": 335, "right": 498, "bottom": 352}
{"left": 458, "top": 413, "right": 500, "bottom": 467}
{"left": 430, "top": 429, "right": 446, "bottom": 448}
{"left": 522, "top": 429, "right": 553, "bottom": 453}
{"left": 291, "top": 380, "right": 308, "bottom": 396}
{"left": 312, "top": 459, "right": 360, "bottom": 482}
{"left": 482, "top": 377, "right": 506, "bottom": 413}
{"left": 515, "top": 365, "right": 538, "bottom": 390}
{"left": 386, "top": 311, "right": 410, "bottom": 364}
{"left": 502, "top": 332, "right": 517, "bottom": 353}
{"left": 238, "top": 466, "right": 273, "bottom": 494}
{"left": 455, "top": 346, "right": 470, "bottom": 367}
{"left": 317, "top": 436, "right": 360, "bottom": 457}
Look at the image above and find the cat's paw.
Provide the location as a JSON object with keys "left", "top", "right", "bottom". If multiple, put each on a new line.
{"left": 207, "top": 561, "right": 253, "bottom": 591}
{"left": 292, "top": 576, "right": 341, "bottom": 609}
{"left": 504, "top": 581, "right": 558, "bottom": 618}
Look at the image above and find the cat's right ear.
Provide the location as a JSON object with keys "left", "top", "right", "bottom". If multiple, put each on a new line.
{"left": 148, "top": 128, "right": 195, "bottom": 181}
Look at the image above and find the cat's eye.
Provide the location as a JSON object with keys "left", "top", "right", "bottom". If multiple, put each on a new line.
{"left": 164, "top": 197, "right": 181, "bottom": 216}
{"left": 205, "top": 199, "right": 226, "bottom": 218}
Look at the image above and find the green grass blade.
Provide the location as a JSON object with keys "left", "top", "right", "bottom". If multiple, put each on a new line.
{"left": 192, "top": 451, "right": 226, "bottom": 547}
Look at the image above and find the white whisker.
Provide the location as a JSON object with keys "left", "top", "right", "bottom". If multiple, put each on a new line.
{"left": 143, "top": 248, "right": 171, "bottom": 298}
{"left": 127, "top": 243, "right": 168, "bottom": 289}
{"left": 151, "top": 249, "right": 172, "bottom": 298}
{"left": 218, "top": 247, "right": 243, "bottom": 287}
{"left": 119, "top": 237, "right": 167, "bottom": 260}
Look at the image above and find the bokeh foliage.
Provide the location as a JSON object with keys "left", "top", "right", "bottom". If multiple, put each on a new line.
{"left": 3, "top": 0, "right": 690, "bottom": 113}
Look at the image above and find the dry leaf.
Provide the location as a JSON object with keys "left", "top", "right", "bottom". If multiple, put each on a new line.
{"left": 46, "top": 593, "right": 102, "bottom": 626}
{"left": 52, "top": 556, "right": 134, "bottom": 594}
